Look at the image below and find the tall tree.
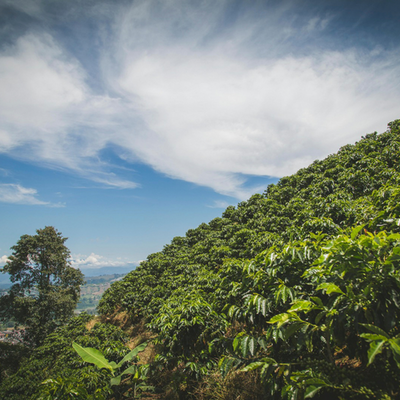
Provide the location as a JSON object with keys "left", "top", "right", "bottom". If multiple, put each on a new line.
{"left": 0, "top": 226, "right": 85, "bottom": 346}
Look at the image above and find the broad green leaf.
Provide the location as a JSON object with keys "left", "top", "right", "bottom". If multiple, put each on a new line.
{"left": 72, "top": 342, "right": 113, "bottom": 372}
{"left": 233, "top": 333, "right": 245, "bottom": 352}
{"left": 261, "top": 299, "right": 267, "bottom": 316}
{"left": 305, "top": 378, "right": 328, "bottom": 386}
{"left": 258, "top": 336, "right": 268, "bottom": 350}
{"left": 315, "top": 311, "right": 326, "bottom": 325}
{"left": 283, "top": 322, "right": 304, "bottom": 340}
{"left": 316, "top": 283, "right": 344, "bottom": 295}
{"left": 366, "top": 340, "right": 385, "bottom": 365}
{"left": 310, "top": 296, "right": 323, "bottom": 308}
{"left": 242, "top": 336, "right": 249, "bottom": 358}
{"left": 351, "top": 225, "right": 364, "bottom": 240}
{"left": 359, "top": 323, "right": 390, "bottom": 339}
{"left": 256, "top": 295, "right": 262, "bottom": 313}
{"left": 249, "top": 337, "right": 256, "bottom": 356}
{"left": 392, "top": 350, "right": 400, "bottom": 369}
{"left": 389, "top": 338, "right": 400, "bottom": 356}
{"left": 360, "top": 333, "right": 388, "bottom": 341}
{"left": 121, "top": 365, "right": 138, "bottom": 377}
{"left": 268, "top": 313, "right": 290, "bottom": 327}
{"left": 242, "top": 361, "right": 264, "bottom": 372}
{"left": 110, "top": 376, "right": 122, "bottom": 386}
{"left": 288, "top": 300, "right": 313, "bottom": 313}
{"left": 305, "top": 384, "right": 325, "bottom": 398}
{"left": 116, "top": 342, "right": 148, "bottom": 368}
{"left": 282, "top": 286, "right": 288, "bottom": 303}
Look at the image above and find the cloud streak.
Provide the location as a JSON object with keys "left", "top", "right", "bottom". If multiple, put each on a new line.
{"left": 0, "top": 0, "right": 399, "bottom": 199}
{"left": 0, "top": 183, "right": 64, "bottom": 206}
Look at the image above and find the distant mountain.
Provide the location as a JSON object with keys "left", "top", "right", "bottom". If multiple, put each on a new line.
{"left": 0, "top": 273, "right": 11, "bottom": 289}
{"left": 84, "top": 273, "right": 126, "bottom": 285}
{"left": 0, "top": 266, "right": 136, "bottom": 289}
{"left": 79, "top": 266, "right": 136, "bottom": 277}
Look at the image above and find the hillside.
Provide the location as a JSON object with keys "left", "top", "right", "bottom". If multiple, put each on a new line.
{"left": 1, "top": 120, "right": 399, "bottom": 400}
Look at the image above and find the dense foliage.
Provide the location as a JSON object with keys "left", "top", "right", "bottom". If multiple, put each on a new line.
{"left": 98, "top": 120, "right": 400, "bottom": 398}
{"left": 0, "top": 313, "right": 134, "bottom": 399}
{"left": 1, "top": 120, "right": 400, "bottom": 399}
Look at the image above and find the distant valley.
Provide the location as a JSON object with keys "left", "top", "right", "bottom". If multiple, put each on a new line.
{"left": 0, "top": 271, "right": 130, "bottom": 314}
{"left": 75, "top": 273, "right": 127, "bottom": 314}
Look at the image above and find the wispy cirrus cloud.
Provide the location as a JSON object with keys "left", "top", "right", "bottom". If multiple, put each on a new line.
{"left": 0, "top": 0, "right": 399, "bottom": 199}
{"left": 0, "top": 183, "right": 64, "bottom": 207}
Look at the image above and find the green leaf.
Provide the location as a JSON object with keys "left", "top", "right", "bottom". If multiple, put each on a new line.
{"left": 110, "top": 376, "right": 122, "bottom": 386}
{"left": 366, "top": 340, "right": 385, "bottom": 366}
{"left": 389, "top": 338, "right": 400, "bottom": 356}
{"left": 121, "top": 365, "right": 138, "bottom": 377}
{"left": 392, "top": 350, "right": 400, "bottom": 369}
{"left": 116, "top": 342, "right": 148, "bottom": 368}
{"left": 316, "top": 283, "right": 344, "bottom": 295}
{"left": 249, "top": 337, "right": 256, "bottom": 356}
{"left": 261, "top": 299, "right": 267, "bottom": 316}
{"left": 242, "top": 336, "right": 249, "bottom": 358}
{"left": 351, "top": 225, "right": 364, "bottom": 240}
{"left": 315, "top": 311, "right": 325, "bottom": 325}
{"left": 72, "top": 342, "right": 113, "bottom": 372}
{"left": 268, "top": 313, "right": 290, "bottom": 327}
{"left": 288, "top": 300, "right": 313, "bottom": 313}
{"left": 389, "top": 339, "right": 400, "bottom": 369}
{"left": 305, "top": 378, "right": 328, "bottom": 386}
{"left": 233, "top": 333, "right": 244, "bottom": 352}
{"left": 242, "top": 361, "right": 264, "bottom": 372}
{"left": 310, "top": 296, "right": 323, "bottom": 308}
{"left": 360, "top": 333, "right": 388, "bottom": 341}
{"left": 283, "top": 322, "right": 304, "bottom": 340}
{"left": 359, "top": 323, "right": 390, "bottom": 339}
{"left": 256, "top": 295, "right": 262, "bottom": 313}
{"left": 258, "top": 336, "right": 268, "bottom": 350}
{"left": 305, "top": 384, "right": 325, "bottom": 398}
{"left": 258, "top": 357, "right": 277, "bottom": 364}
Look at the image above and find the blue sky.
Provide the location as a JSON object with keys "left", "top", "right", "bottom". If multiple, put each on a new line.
{"left": 0, "top": 0, "right": 400, "bottom": 273}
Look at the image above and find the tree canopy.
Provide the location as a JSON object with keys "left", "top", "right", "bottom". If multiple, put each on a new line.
{"left": 0, "top": 226, "right": 84, "bottom": 346}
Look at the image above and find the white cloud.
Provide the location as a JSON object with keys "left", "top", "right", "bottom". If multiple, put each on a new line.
{"left": 0, "top": 255, "right": 9, "bottom": 266}
{"left": 0, "top": 183, "right": 64, "bottom": 206}
{"left": 106, "top": 2, "right": 400, "bottom": 197}
{"left": 70, "top": 253, "right": 137, "bottom": 269}
{"left": 0, "top": 34, "right": 84, "bottom": 133}
{"left": 1, "top": 1, "right": 399, "bottom": 199}
{"left": 0, "top": 33, "right": 138, "bottom": 189}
